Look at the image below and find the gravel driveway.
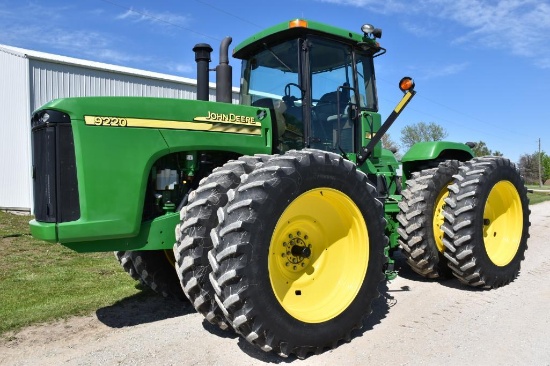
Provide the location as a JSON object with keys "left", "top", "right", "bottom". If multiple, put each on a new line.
{"left": 2, "top": 201, "right": 549, "bottom": 365}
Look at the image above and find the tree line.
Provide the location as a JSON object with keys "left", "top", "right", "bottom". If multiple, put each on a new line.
{"left": 383, "top": 121, "right": 547, "bottom": 185}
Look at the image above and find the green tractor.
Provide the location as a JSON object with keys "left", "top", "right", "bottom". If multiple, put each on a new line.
{"left": 30, "top": 19, "right": 530, "bottom": 358}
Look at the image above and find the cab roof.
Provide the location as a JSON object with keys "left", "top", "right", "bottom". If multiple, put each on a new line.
{"left": 232, "top": 19, "right": 375, "bottom": 60}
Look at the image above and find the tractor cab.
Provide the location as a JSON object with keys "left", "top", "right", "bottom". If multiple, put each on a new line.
{"left": 233, "top": 19, "right": 385, "bottom": 154}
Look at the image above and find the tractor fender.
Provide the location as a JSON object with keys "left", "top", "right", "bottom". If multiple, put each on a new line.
{"left": 401, "top": 141, "right": 474, "bottom": 178}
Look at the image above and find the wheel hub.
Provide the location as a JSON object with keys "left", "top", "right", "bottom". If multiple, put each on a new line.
{"left": 281, "top": 231, "right": 312, "bottom": 272}
{"left": 268, "top": 187, "right": 370, "bottom": 323}
{"left": 483, "top": 180, "right": 523, "bottom": 266}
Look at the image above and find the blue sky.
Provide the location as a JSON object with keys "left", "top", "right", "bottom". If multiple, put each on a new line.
{"left": 1, "top": 0, "right": 549, "bottom": 163}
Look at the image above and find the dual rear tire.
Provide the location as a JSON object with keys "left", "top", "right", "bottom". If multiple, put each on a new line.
{"left": 397, "top": 160, "right": 459, "bottom": 278}
{"left": 176, "top": 149, "right": 386, "bottom": 358}
{"left": 398, "top": 157, "right": 529, "bottom": 288}
{"left": 173, "top": 156, "right": 265, "bottom": 329}
{"left": 442, "top": 157, "right": 530, "bottom": 288}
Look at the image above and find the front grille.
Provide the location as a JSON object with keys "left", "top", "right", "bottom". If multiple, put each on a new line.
{"left": 32, "top": 110, "right": 80, "bottom": 223}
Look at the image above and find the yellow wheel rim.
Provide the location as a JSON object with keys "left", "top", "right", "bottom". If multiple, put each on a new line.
{"left": 268, "top": 188, "right": 369, "bottom": 323}
{"left": 433, "top": 185, "right": 450, "bottom": 253}
{"left": 164, "top": 250, "right": 176, "bottom": 268}
{"left": 483, "top": 181, "right": 523, "bottom": 266}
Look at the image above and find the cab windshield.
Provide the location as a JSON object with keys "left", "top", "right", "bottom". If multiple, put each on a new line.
{"left": 240, "top": 36, "right": 377, "bottom": 152}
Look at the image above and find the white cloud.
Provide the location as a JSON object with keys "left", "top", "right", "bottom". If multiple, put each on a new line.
{"left": 116, "top": 8, "right": 191, "bottom": 28}
{"left": 418, "top": 62, "right": 470, "bottom": 80}
{"left": 89, "top": 8, "right": 106, "bottom": 17}
{"left": 317, "top": 0, "right": 550, "bottom": 68}
{"left": 166, "top": 63, "right": 194, "bottom": 75}
{"left": 90, "top": 49, "right": 153, "bottom": 65}
{"left": 319, "top": 0, "right": 408, "bottom": 13}
{"left": 401, "top": 21, "right": 442, "bottom": 38}
{"left": 0, "top": 22, "right": 143, "bottom": 64}
{"left": 0, "top": 4, "right": 167, "bottom": 69}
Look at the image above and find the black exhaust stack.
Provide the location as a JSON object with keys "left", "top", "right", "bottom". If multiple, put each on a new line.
{"left": 216, "top": 37, "right": 233, "bottom": 103}
{"left": 193, "top": 43, "right": 213, "bottom": 101}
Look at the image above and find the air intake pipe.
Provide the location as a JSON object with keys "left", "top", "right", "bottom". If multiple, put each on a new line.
{"left": 193, "top": 43, "right": 213, "bottom": 101}
{"left": 216, "top": 37, "right": 232, "bottom": 103}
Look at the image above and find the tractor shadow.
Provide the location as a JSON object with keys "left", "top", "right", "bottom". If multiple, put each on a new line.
{"left": 229, "top": 251, "right": 494, "bottom": 361}
{"left": 392, "top": 249, "right": 487, "bottom": 292}
{"left": 200, "top": 316, "right": 297, "bottom": 363}
{"left": 390, "top": 249, "right": 442, "bottom": 283}
{"left": 201, "top": 320, "right": 238, "bottom": 339}
{"left": 199, "top": 316, "right": 291, "bottom": 363}
{"left": 96, "top": 287, "right": 193, "bottom": 328}
{"left": 232, "top": 280, "right": 394, "bottom": 362}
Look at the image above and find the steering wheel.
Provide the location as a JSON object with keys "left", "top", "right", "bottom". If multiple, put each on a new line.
{"left": 284, "top": 83, "right": 302, "bottom": 100}
{"left": 283, "top": 83, "right": 303, "bottom": 108}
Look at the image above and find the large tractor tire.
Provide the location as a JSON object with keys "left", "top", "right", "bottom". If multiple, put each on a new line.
{"left": 174, "top": 156, "right": 266, "bottom": 330}
{"left": 397, "top": 160, "right": 459, "bottom": 278}
{"left": 114, "top": 251, "right": 142, "bottom": 282}
{"left": 129, "top": 250, "right": 186, "bottom": 300}
{"left": 208, "top": 149, "right": 386, "bottom": 358}
{"left": 441, "top": 157, "right": 530, "bottom": 288}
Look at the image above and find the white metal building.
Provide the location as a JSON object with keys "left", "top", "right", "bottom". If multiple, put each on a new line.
{"left": 0, "top": 44, "right": 239, "bottom": 211}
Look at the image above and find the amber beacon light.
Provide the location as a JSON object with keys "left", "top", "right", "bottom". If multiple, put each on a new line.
{"left": 289, "top": 19, "right": 308, "bottom": 28}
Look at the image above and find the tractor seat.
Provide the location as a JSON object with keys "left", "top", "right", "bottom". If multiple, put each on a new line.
{"left": 315, "top": 90, "right": 349, "bottom": 122}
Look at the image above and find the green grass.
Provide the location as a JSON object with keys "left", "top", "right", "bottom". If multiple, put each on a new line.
{"left": 0, "top": 211, "right": 152, "bottom": 336}
{"left": 526, "top": 185, "right": 550, "bottom": 205}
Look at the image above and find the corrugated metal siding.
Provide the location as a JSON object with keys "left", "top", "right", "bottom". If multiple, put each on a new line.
{"left": 29, "top": 59, "right": 239, "bottom": 110}
{"left": 29, "top": 59, "right": 227, "bottom": 111}
{"left": 0, "top": 50, "right": 31, "bottom": 210}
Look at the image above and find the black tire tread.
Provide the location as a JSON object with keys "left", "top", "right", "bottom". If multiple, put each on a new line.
{"left": 114, "top": 251, "right": 142, "bottom": 283}
{"left": 208, "top": 149, "right": 386, "bottom": 358}
{"left": 397, "top": 160, "right": 459, "bottom": 278}
{"left": 130, "top": 250, "right": 186, "bottom": 300}
{"left": 441, "top": 156, "right": 530, "bottom": 288}
{"left": 174, "top": 155, "right": 269, "bottom": 329}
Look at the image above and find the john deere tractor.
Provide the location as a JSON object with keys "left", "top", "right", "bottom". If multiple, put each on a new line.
{"left": 30, "top": 19, "right": 530, "bottom": 358}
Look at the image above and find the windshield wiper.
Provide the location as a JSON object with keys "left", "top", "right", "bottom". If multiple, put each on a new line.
{"left": 263, "top": 43, "right": 293, "bottom": 72}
